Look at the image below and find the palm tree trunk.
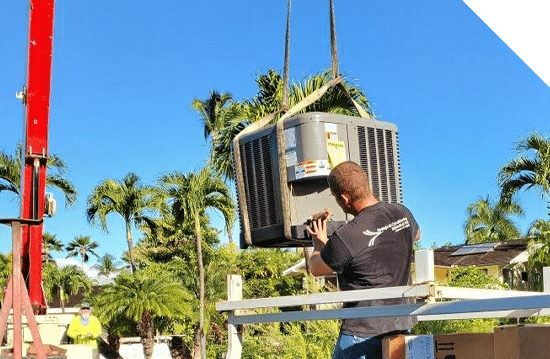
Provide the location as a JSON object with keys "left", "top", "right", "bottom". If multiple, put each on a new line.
{"left": 60, "top": 287, "right": 65, "bottom": 313}
{"left": 80, "top": 246, "right": 86, "bottom": 271}
{"left": 126, "top": 221, "right": 137, "bottom": 273}
{"left": 107, "top": 330, "right": 120, "bottom": 352}
{"left": 192, "top": 325, "right": 201, "bottom": 359}
{"left": 139, "top": 311, "right": 155, "bottom": 359}
{"left": 212, "top": 130, "right": 218, "bottom": 147}
{"left": 227, "top": 229, "right": 234, "bottom": 245}
{"left": 194, "top": 214, "right": 206, "bottom": 359}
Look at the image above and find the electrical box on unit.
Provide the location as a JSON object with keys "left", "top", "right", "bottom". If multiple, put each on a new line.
{"left": 234, "top": 112, "right": 402, "bottom": 248}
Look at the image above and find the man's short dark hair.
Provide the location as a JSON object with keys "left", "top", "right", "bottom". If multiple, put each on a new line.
{"left": 328, "top": 161, "right": 371, "bottom": 201}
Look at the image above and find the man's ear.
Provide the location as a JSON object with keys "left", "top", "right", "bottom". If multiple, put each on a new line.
{"left": 340, "top": 193, "right": 351, "bottom": 207}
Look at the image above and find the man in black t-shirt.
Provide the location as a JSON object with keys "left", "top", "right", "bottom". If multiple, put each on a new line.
{"left": 308, "top": 161, "right": 420, "bottom": 359}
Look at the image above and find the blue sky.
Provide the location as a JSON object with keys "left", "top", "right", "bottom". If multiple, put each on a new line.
{"left": 1, "top": 0, "right": 549, "bottom": 267}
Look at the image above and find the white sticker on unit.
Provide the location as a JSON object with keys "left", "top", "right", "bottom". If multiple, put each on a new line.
{"left": 293, "top": 160, "right": 331, "bottom": 180}
{"left": 325, "top": 123, "right": 338, "bottom": 141}
{"left": 286, "top": 149, "right": 298, "bottom": 166}
{"left": 284, "top": 127, "right": 296, "bottom": 148}
{"left": 325, "top": 123, "right": 337, "bottom": 133}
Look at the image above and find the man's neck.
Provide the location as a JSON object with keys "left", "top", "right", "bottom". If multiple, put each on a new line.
{"left": 353, "top": 196, "right": 379, "bottom": 214}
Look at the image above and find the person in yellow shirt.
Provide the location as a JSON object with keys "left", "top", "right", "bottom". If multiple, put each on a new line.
{"left": 67, "top": 302, "right": 102, "bottom": 349}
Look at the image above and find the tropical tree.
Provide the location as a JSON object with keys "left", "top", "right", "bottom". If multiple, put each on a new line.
{"left": 191, "top": 90, "right": 234, "bottom": 146}
{"left": 86, "top": 172, "right": 159, "bottom": 273}
{"left": 95, "top": 269, "right": 192, "bottom": 359}
{"left": 65, "top": 235, "right": 100, "bottom": 270}
{"left": 43, "top": 263, "right": 92, "bottom": 312}
{"left": 134, "top": 210, "right": 221, "bottom": 265}
{"left": 158, "top": 167, "right": 235, "bottom": 359}
{"left": 91, "top": 253, "right": 121, "bottom": 278}
{"left": 43, "top": 232, "right": 64, "bottom": 261}
{"left": 464, "top": 196, "right": 524, "bottom": 244}
{"left": 526, "top": 219, "right": 550, "bottom": 291}
{"left": 499, "top": 132, "right": 550, "bottom": 215}
{"left": 200, "top": 69, "right": 373, "bottom": 179}
{"left": 0, "top": 253, "right": 12, "bottom": 295}
{"left": 235, "top": 247, "right": 336, "bottom": 359}
{"left": 0, "top": 144, "right": 77, "bottom": 205}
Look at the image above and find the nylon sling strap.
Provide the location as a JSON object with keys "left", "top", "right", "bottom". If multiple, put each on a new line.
{"left": 281, "top": 0, "right": 292, "bottom": 111}
{"left": 329, "top": 0, "right": 371, "bottom": 120}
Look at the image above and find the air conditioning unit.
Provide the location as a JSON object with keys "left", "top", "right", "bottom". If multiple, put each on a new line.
{"left": 233, "top": 112, "right": 401, "bottom": 248}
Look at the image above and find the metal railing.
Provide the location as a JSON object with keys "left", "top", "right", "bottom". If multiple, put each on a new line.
{"left": 216, "top": 250, "right": 550, "bottom": 359}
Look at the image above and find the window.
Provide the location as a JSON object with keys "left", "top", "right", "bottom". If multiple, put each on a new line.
{"left": 503, "top": 268, "right": 513, "bottom": 286}
{"left": 521, "top": 271, "right": 529, "bottom": 282}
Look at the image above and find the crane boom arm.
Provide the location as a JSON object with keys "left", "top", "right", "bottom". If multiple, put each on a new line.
{"left": 20, "top": 0, "right": 56, "bottom": 313}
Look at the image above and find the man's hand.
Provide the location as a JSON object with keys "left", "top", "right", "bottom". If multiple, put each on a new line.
{"left": 307, "top": 217, "right": 334, "bottom": 277}
{"left": 307, "top": 217, "right": 328, "bottom": 250}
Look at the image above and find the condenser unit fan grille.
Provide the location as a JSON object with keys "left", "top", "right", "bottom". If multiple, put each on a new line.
{"left": 385, "top": 129, "right": 399, "bottom": 203}
{"left": 358, "top": 126, "right": 401, "bottom": 204}
{"left": 240, "top": 135, "right": 277, "bottom": 229}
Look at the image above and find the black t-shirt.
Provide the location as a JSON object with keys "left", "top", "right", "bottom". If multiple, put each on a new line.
{"left": 320, "top": 202, "right": 419, "bottom": 337}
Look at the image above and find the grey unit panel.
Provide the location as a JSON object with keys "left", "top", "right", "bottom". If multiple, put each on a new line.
{"left": 243, "top": 220, "right": 348, "bottom": 248}
{"left": 235, "top": 112, "right": 401, "bottom": 248}
{"left": 289, "top": 178, "right": 348, "bottom": 227}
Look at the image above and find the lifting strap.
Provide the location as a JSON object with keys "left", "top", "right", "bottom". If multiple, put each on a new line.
{"left": 328, "top": 0, "right": 371, "bottom": 120}
{"left": 281, "top": 0, "right": 292, "bottom": 111}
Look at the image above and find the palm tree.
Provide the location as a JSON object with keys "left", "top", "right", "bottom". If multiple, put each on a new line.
{"left": 43, "top": 232, "right": 64, "bottom": 261}
{"left": 191, "top": 90, "right": 234, "bottom": 146}
{"left": 249, "top": 69, "right": 371, "bottom": 119}
{"left": 207, "top": 104, "right": 247, "bottom": 180}
{"left": 91, "top": 253, "right": 121, "bottom": 277}
{"left": 464, "top": 196, "right": 523, "bottom": 244}
{"left": 526, "top": 219, "right": 550, "bottom": 290}
{"left": 0, "top": 144, "right": 77, "bottom": 205}
{"left": 198, "top": 69, "right": 372, "bottom": 179}
{"left": 158, "top": 167, "right": 235, "bottom": 359}
{"left": 95, "top": 270, "right": 192, "bottom": 359}
{"left": 65, "top": 235, "right": 100, "bottom": 270}
{"left": 42, "top": 263, "right": 92, "bottom": 312}
{"left": 499, "top": 132, "right": 550, "bottom": 216}
{"left": 86, "top": 172, "right": 159, "bottom": 273}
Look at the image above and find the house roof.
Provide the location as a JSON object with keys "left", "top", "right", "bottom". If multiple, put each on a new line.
{"left": 48, "top": 286, "right": 102, "bottom": 309}
{"left": 434, "top": 240, "right": 528, "bottom": 267}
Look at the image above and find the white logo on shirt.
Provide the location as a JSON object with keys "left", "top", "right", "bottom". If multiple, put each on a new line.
{"left": 363, "top": 217, "right": 410, "bottom": 247}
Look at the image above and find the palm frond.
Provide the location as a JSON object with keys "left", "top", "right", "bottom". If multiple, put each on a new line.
{"left": 498, "top": 132, "right": 550, "bottom": 208}
{"left": 464, "top": 196, "right": 523, "bottom": 244}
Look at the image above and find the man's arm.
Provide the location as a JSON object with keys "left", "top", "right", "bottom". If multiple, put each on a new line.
{"left": 307, "top": 218, "right": 335, "bottom": 277}
{"left": 66, "top": 316, "right": 81, "bottom": 339}
{"left": 89, "top": 316, "right": 102, "bottom": 338}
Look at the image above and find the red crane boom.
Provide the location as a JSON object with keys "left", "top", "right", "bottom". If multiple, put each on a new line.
{"left": 20, "top": 0, "right": 56, "bottom": 313}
